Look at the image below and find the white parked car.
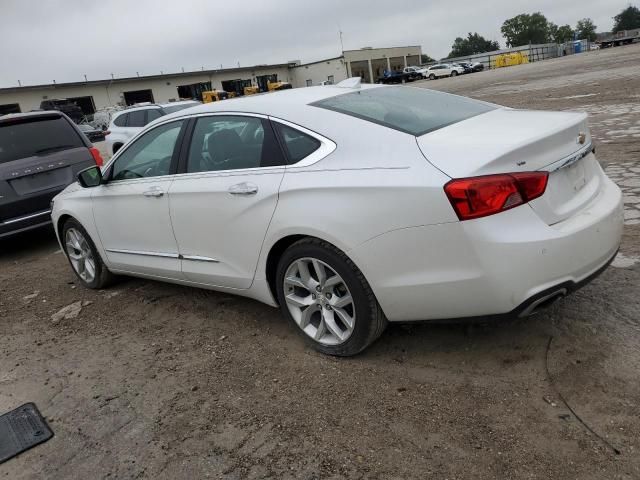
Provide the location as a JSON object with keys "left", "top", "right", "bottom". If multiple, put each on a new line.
{"left": 105, "top": 100, "right": 200, "bottom": 155}
{"left": 426, "top": 63, "right": 465, "bottom": 79}
{"left": 52, "top": 79, "right": 623, "bottom": 356}
{"left": 403, "top": 66, "right": 429, "bottom": 78}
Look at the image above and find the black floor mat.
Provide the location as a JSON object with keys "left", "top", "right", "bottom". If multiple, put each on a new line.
{"left": 0, "top": 403, "right": 53, "bottom": 464}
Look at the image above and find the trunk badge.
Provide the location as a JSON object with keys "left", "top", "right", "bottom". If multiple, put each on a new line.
{"left": 577, "top": 132, "right": 586, "bottom": 144}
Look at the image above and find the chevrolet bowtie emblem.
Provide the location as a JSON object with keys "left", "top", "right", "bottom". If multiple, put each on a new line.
{"left": 577, "top": 132, "right": 586, "bottom": 144}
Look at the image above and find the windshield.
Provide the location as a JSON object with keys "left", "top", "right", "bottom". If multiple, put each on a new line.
{"left": 311, "top": 86, "right": 496, "bottom": 136}
{"left": 162, "top": 102, "right": 200, "bottom": 114}
{"left": 0, "top": 115, "right": 84, "bottom": 164}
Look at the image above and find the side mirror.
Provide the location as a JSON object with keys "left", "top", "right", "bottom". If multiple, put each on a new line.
{"left": 77, "top": 166, "right": 102, "bottom": 188}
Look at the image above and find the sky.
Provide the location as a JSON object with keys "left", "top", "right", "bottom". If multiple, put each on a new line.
{"left": 0, "top": 0, "right": 632, "bottom": 87}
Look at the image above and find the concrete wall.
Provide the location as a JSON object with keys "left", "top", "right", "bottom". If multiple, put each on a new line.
{"left": 0, "top": 66, "right": 291, "bottom": 113}
{"left": 290, "top": 58, "right": 348, "bottom": 87}
{"left": 343, "top": 46, "right": 422, "bottom": 83}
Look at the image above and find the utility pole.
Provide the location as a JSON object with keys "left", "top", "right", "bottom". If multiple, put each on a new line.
{"left": 17, "top": 80, "right": 21, "bottom": 87}
{"left": 84, "top": 74, "right": 88, "bottom": 82}
{"left": 110, "top": 73, "right": 114, "bottom": 79}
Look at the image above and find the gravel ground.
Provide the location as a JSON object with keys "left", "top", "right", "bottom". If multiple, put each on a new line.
{"left": 1, "top": 44, "right": 639, "bottom": 480}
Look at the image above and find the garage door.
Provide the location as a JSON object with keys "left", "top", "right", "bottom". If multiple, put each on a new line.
{"left": 0, "top": 103, "right": 21, "bottom": 115}
{"left": 123, "top": 89, "right": 154, "bottom": 106}
{"left": 67, "top": 96, "right": 96, "bottom": 115}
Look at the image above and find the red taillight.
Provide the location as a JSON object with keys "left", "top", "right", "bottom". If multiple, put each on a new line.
{"left": 444, "top": 172, "right": 548, "bottom": 221}
{"left": 89, "top": 146, "right": 104, "bottom": 167}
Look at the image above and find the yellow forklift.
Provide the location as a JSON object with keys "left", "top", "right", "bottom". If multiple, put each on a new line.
{"left": 267, "top": 81, "right": 293, "bottom": 91}
{"left": 243, "top": 86, "right": 260, "bottom": 96}
{"left": 202, "top": 89, "right": 232, "bottom": 103}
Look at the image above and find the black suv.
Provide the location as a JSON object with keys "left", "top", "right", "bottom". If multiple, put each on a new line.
{"left": 0, "top": 111, "right": 102, "bottom": 238}
{"left": 40, "top": 99, "right": 84, "bottom": 123}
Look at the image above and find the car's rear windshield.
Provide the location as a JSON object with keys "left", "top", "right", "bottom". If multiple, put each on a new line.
{"left": 311, "top": 86, "right": 496, "bottom": 136}
{"left": 0, "top": 115, "right": 84, "bottom": 164}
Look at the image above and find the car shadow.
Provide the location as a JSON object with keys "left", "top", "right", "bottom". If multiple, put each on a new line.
{"left": 0, "top": 226, "right": 60, "bottom": 261}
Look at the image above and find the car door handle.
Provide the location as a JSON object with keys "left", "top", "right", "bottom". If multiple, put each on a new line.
{"left": 228, "top": 182, "right": 258, "bottom": 196}
{"left": 143, "top": 187, "right": 164, "bottom": 197}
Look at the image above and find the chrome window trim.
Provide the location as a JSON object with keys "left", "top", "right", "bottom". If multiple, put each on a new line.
{"left": 268, "top": 116, "right": 337, "bottom": 168}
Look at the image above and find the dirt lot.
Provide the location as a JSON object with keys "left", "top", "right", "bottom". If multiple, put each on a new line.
{"left": 2, "top": 45, "right": 639, "bottom": 480}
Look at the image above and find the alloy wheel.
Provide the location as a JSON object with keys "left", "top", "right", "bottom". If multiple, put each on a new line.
{"left": 65, "top": 228, "right": 96, "bottom": 283}
{"left": 283, "top": 257, "right": 356, "bottom": 346}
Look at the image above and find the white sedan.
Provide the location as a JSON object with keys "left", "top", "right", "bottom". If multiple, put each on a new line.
{"left": 51, "top": 78, "right": 623, "bottom": 356}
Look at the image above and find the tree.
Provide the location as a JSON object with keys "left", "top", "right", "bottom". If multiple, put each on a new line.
{"left": 549, "top": 23, "right": 574, "bottom": 43}
{"left": 501, "top": 12, "right": 551, "bottom": 47}
{"left": 447, "top": 32, "right": 500, "bottom": 58}
{"left": 575, "top": 18, "right": 597, "bottom": 41}
{"left": 613, "top": 5, "right": 640, "bottom": 32}
{"left": 420, "top": 53, "right": 435, "bottom": 64}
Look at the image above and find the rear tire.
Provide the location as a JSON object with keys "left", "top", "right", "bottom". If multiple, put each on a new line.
{"left": 451, "top": 70, "right": 458, "bottom": 77}
{"left": 62, "top": 218, "right": 113, "bottom": 289}
{"left": 275, "top": 238, "right": 387, "bottom": 356}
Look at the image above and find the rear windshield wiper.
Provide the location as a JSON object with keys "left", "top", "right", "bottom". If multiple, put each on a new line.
{"left": 34, "top": 145, "right": 76, "bottom": 155}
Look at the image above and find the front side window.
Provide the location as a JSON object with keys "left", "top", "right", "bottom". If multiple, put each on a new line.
{"left": 273, "top": 123, "right": 321, "bottom": 163}
{"left": 186, "top": 115, "right": 284, "bottom": 173}
{"left": 110, "top": 120, "right": 184, "bottom": 181}
{"left": 127, "top": 110, "right": 146, "bottom": 127}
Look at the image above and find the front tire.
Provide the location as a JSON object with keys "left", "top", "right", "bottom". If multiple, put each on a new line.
{"left": 451, "top": 70, "right": 458, "bottom": 77}
{"left": 429, "top": 74, "right": 436, "bottom": 80}
{"left": 62, "top": 218, "right": 113, "bottom": 289}
{"left": 275, "top": 238, "right": 387, "bottom": 356}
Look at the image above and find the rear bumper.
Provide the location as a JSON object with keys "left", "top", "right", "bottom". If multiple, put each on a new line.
{"left": 349, "top": 177, "right": 623, "bottom": 322}
{"left": 0, "top": 209, "right": 52, "bottom": 238}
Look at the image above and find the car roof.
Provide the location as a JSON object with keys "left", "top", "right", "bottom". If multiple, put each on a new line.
{"left": 159, "top": 100, "right": 200, "bottom": 107}
{"left": 0, "top": 110, "right": 63, "bottom": 123}
{"left": 156, "top": 84, "right": 384, "bottom": 128}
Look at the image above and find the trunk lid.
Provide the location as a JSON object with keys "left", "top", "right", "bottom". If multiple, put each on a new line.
{"left": 417, "top": 108, "right": 601, "bottom": 224}
{"left": 0, "top": 148, "right": 93, "bottom": 222}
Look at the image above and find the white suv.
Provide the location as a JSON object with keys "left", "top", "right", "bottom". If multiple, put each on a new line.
{"left": 105, "top": 101, "right": 200, "bottom": 155}
{"left": 426, "top": 64, "right": 465, "bottom": 79}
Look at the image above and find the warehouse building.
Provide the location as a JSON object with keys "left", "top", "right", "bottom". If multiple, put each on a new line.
{"left": 0, "top": 46, "right": 422, "bottom": 116}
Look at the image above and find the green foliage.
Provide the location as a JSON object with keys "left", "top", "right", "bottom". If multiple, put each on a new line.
{"left": 420, "top": 53, "right": 435, "bottom": 64}
{"left": 501, "top": 12, "right": 551, "bottom": 47}
{"left": 613, "top": 6, "right": 640, "bottom": 32}
{"left": 448, "top": 32, "right": 500, "bottom": 58}
{"left": 549, "top": 23, "right": 575, "bottom": 43}
{"left": 575, "top": 18, "right": 597, "bottom": 41}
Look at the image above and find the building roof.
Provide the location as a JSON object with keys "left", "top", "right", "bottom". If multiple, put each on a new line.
{"left": 0, "top": 63, "right": 291, "bottom": 94}
{"left": 342, "top": 45, "right": 421, "bottom": 52}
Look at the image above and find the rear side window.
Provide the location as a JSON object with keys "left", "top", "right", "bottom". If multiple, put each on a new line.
{"left": 273, "top": 123, "right": 320, "bottom": 164}
{"left": 127, "top": 110, "right": 146, "bottom": 127}
{"left": 146, "top": 109, "right": 163, "bottom": 122}
{"left": 0, "top": 115, "right": 84, "bottom": 164}
{"left": 311, "top": 87, "right": 495, "bottom": 136}
{"left": 113, "top": 113, "right": 127, "bottom": 127}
